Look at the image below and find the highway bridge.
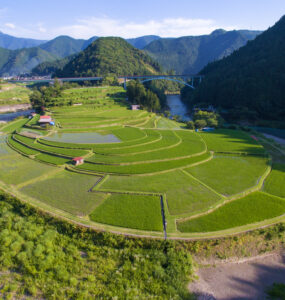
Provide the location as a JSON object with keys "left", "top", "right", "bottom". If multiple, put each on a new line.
{"left": 8, "top": 74, "right": 204, "bottom": 89}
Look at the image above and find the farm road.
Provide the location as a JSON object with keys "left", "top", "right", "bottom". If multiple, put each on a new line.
{"left": 189, "top": 252, "right": 285, "bottom": 300}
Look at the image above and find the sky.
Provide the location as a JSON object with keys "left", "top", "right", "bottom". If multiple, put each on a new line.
{"left": 0, "top": 0, "right": 285, "bottom": 40}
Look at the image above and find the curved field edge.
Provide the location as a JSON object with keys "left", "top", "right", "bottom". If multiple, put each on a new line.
{"left": 1, "top": 179, "right": 284, "bottom": 239}
{"left": 176, "top": 192, "right": 285, "bottom": 233}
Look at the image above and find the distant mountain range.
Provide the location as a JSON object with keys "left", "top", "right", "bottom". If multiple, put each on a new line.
{"left": 182, "top": 15, "right": 285, "bottom": 123}
{"left": 0, "top": 30, "right": 261, "bottom": 76}
{"left": 144, "top": 29, "right": 262, "bottom": 74}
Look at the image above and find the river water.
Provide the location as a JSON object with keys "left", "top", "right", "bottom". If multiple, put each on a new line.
{"left": 166, "top": 94, "right": 190, "bottom": 121}
{"left": 0, "top": 109, "right": 33, "bottom": 122}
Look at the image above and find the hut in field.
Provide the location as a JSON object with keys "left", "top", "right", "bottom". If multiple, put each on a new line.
{"left": 72, "top": 157, "right": 84, "bottom": 166}
{"left": 131, "top": 105, "right": 140, "bottom": 110}
{"left": 39, "top": 115, "right": 52, "bottom": 124}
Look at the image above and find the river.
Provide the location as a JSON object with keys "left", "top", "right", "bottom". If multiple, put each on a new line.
{"left": 166, "top": 94, "right": 190, "bottom": 121}
{"left": 0, "top": 109, "right": 33, "bottom": 123}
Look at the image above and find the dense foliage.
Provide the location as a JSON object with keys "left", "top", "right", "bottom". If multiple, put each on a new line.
{"left": 30, "top": 79, "right": 63, "bottom": 111}
{"left": 182, "top": 15, "right": 285, "bottom": 124}
{"left": 187, "top": 110, "right": 224, "bottom": 129}
{"left": 144, "top": 29, "right": 261, "bottom": 74}
{"left": 55, "top": 37, "right": 162, "bottom": 77}
{"left": 31, "top": 54, "right": 77, "bottom": 76}
{"left": 0, "top": 191, "right": 194, "bottom": 299}
{"left": 127, "top": 80, "right": 161, "bottom": 111}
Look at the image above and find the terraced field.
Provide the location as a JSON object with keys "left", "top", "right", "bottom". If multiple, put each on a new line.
{"left": 0, "top": 86, "right": 284, "bottom": 238}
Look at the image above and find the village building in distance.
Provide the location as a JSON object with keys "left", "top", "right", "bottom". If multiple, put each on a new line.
{"left": 72, "top": 157, "right": 84, "bottom": 166}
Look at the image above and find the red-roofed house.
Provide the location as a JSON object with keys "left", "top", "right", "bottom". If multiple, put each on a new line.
{"left": 39, "top": 115, "right": 52, "bottom": 124}
{"left": 72, "top": 157, "right": 84, "bottom": 166}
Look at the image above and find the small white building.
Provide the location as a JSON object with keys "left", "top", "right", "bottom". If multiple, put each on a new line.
{"left": 131, "top": 105, "right": 140, "bottom": 110}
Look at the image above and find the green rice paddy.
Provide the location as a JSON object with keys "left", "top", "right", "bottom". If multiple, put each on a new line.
{"left": 0, "top": 86, "right": 284, "bottom": 237}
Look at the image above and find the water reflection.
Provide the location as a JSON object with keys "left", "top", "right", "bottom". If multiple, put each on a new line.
{"left": 166, "top": 95, "right": 190, "bottom": 121}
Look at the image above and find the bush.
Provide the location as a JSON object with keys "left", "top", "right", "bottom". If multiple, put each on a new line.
{"left": 194, "top": 119, "right": 207, "bottom": 129}
{"left": 186, "top": 121, "right": 195, "bottom": 129}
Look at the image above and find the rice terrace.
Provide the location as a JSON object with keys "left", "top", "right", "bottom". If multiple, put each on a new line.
{"left": 0, "top": 85, "right": 285, "bottom": 239}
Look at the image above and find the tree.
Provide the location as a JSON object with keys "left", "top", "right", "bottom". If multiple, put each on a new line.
{"left": 194, "top": 119, "right": 207, "bottom": 129}
{"left": 186, "top": 121, "right": 195, "bottom": 129}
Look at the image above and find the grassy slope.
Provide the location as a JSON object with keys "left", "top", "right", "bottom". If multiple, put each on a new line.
{"left": 177, "top": 192, "right": 285, "bottom": 233}
{"left": 90, "top": 193, "right": 163, "bottom": 231}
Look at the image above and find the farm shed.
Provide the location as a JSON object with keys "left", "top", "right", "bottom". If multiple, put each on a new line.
{"left": 39, "top": 115, "right": 52, "bottom": 124}
{"left": 72, "top": 157, "right": 84, "bottom": 166}
{"left": 131, "top": 105, "right": 140, "bottom": 110}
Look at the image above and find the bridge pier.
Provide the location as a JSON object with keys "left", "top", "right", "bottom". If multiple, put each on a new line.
{"left": 123, "top": 77, "right": 127, "bottom": 90}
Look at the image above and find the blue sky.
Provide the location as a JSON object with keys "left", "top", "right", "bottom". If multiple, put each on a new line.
{"left": 0, "top": 0, "right": 285, "bottom": 39}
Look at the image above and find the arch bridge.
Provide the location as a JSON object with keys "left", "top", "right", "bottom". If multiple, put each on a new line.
{"left": 121, "top": 74, "right": 203, "bottom": 90}
{"left": 8, "top": 74, "right": 204, "bottom": 89}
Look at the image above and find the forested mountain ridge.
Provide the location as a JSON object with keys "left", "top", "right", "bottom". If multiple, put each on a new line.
{"left": 55, "top": 37, "right": 162, "bottom": 77}
{"left": 38, "top": 36, "right": 87, "bottom": 58}
{"left": 182, "top": 15, "right": 285, "bottom": 123}
{"left": 0, "top": 46, "right": 58, "bottom": 76}
{"left": 0, "top": 31, "right": 46, "bottom": 50}
{"left": 144, "top": 29, "right": 261, "bottom": 74}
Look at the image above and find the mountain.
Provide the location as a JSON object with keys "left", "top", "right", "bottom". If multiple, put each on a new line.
{"left": 55, "top": 37, "right": 162, "bottom": 77}
{"left": 0, "top": 47, "right": 58, "bottom": 76}
{"left": 38, "top": 36, "right": 86, "bottom": 58}
{"left": 126, "top": 35, "right": 160, "bottom": 49}
{"left": 31, "top": 54, "right": 77, "bottom": 76}
{"left": 0, "top": 31, "right": 46, "bottom": 50}
{"left": 144, "top": 30, "right": 261, "bottom": 74}
{"left": 182, "top": 16, "right": 285, "bottom": 123}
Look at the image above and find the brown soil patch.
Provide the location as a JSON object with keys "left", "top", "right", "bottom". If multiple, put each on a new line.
{"left": 189, "top": 252, "right": 285, "bottom": 300}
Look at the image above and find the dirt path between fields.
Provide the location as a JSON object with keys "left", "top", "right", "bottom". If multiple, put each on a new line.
{"left": 189, "top": 252, "right": 285, "bottom": 300}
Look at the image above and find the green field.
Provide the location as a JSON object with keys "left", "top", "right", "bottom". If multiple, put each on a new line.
{"left": 185, "top": 154, "right": 269, "bottom": 195}
{"left": 20, "top": 170, "right": 106, "bottom": 215}
{"left": 177, "top": 192, "right": 285, "bottom": 232}
{"left": 0, "top": 83, "right": 31, "bottom": 105}
{"left": 0, "top": 85, "right": 283, "bottom": 236}
{"left": 264, "top": 163, "right": 285, "bottom": 198}
{"left": 99, "top": 170, "right": 221, "bottom": 215}
{"left": 200, "top": 129, "right": 266, "bottom": 154}
{"left": 90, "top": 193, "right": 163, "bottom": 231}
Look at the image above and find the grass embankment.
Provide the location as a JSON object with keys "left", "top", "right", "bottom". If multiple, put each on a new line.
{"left": 90, "top": 193, "right": 163, "bottom": 231}
{"left": 177, "top": 192, "right": 285, "bottom": 233}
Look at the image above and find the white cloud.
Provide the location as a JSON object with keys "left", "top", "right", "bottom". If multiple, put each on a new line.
{"left": 0, "top": 16, "right": 237, "bottom": 39}
{"left": 53, "top": 17, "right": 236, "bottom": 39}
{"left": 5, "top": 23, "right": 16, "bottom": 29}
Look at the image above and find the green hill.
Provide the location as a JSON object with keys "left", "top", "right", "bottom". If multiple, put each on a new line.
{"left": 182, "top": 15, "right": 285, "bottom": 123}
{"left": 144, "top": 29, "right": 261, "bottom": 74}
{"left": 38, "top": 36, "right": 86, "bottom": 58}
{"left": 55, "top": 37, "right": 162, "bottom": 77}
{"left": 0, "top": 47, "right": 58, "bottom": 76}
